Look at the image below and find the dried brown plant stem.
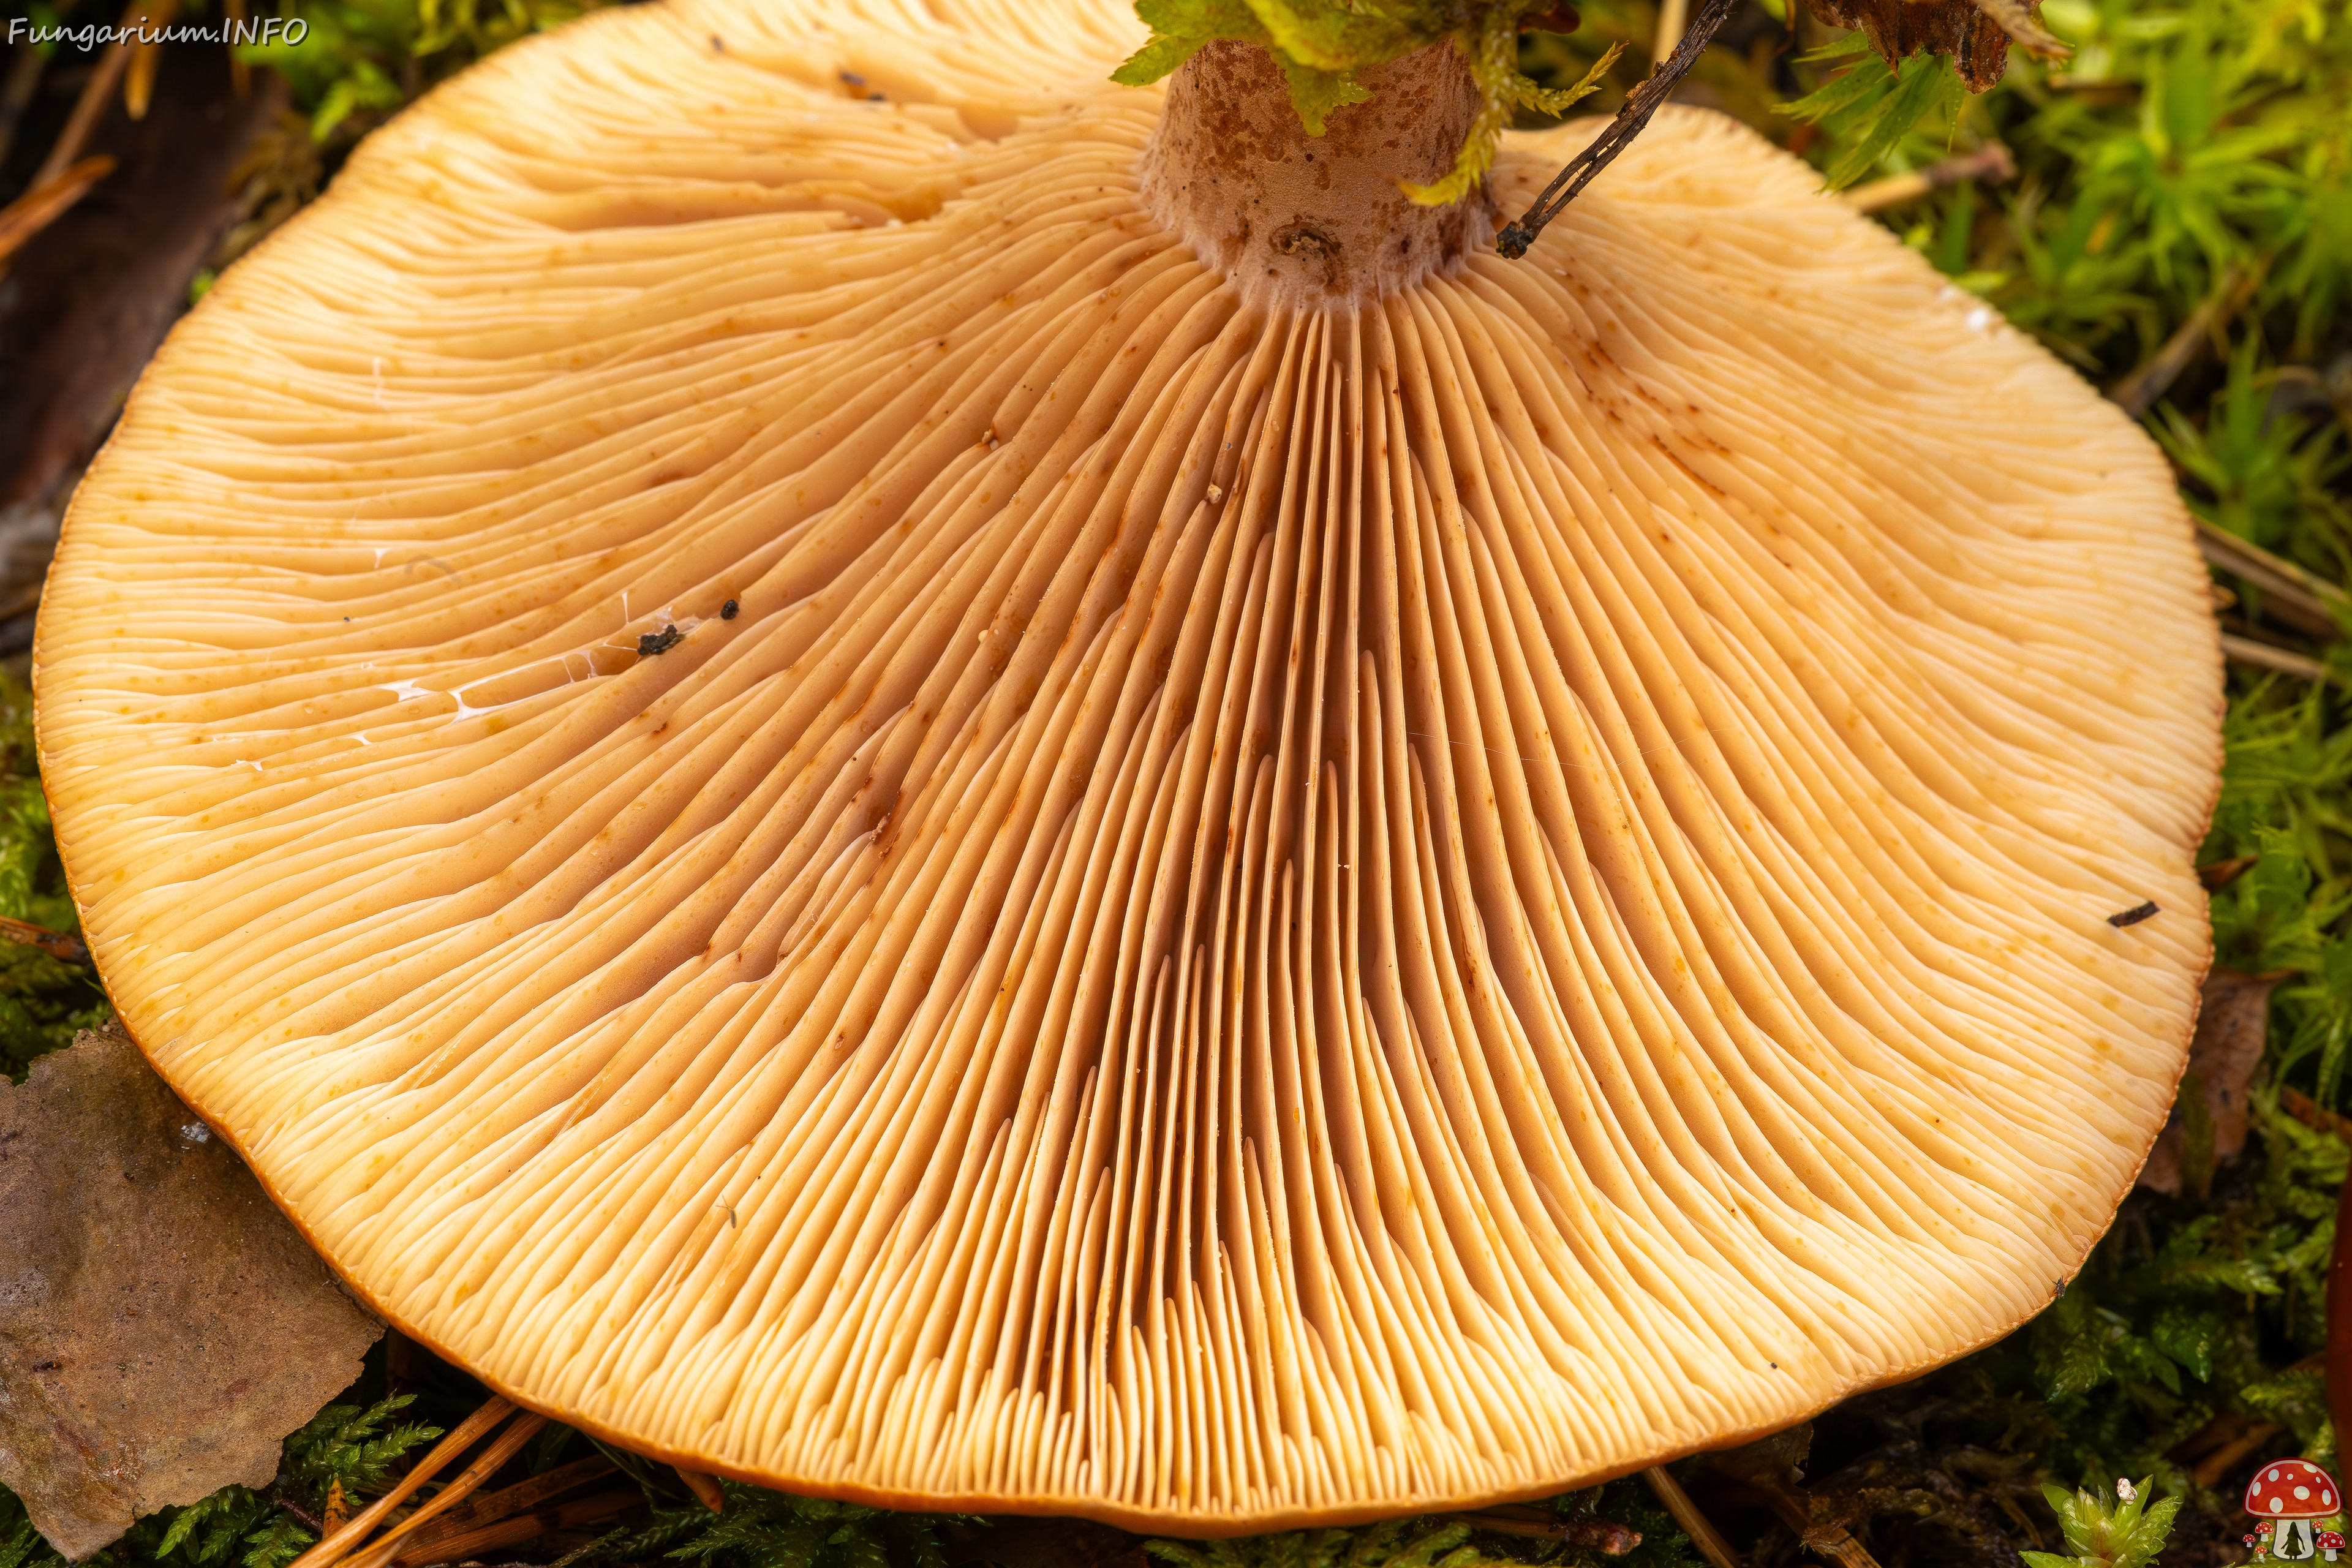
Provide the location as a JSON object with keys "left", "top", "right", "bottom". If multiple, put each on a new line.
{"left": 1643, "top": 1468, "right": 1743, "bottom": 1568}
{"left": 0, "top": 912, "right": 89, "bottom": 963}
{"left": 285, "top": 1397, "right": 515, "bottom": 1568}
{"left": 2284, "top": 1086, "right": 2352, "bottom": 1144}
{"left": 0, "top": 42, "right": 43, "bottom": 172}
{"left": 122, "top": 0, "right": 180, "bottom": 121}
{"left": 388, "top": 1491, "right": 644, "bottom": 1567}
{"left": 388, "top": 1455, "right": 616, "bottom": 1558}
{"left": 1843, "top": 143, "right": 2015, "bottom": 214}
{"left": 269, "top": 1493, "right": 327, "bottom": 1533}
{"left": 1653, "top": 0, "right": 1693, "bottom": 61}
{"left": 2195, "top": 520, "right": 2347, "bottom": 642}
{"left": 1496, "top": 0, "right": 1739, "bottom": 257}
{"left": 1444, "top": 1503, "right": 1640, "bottom": 1551}
{"left": 0, "top": 156, "right": 115, "bottom": 269}
{"left": 341, "top": 1415, "right": 552, "bottom": 1568}
{"left": 2191, "top": 1421, "right": 2288, "bottom": 1487}
{"left": 2219, "top": 634, "right": 2329, "bottom": 683}
{"left": 226, "top": 0, "right": 249, "bottom": 94}
{"left": 2111, "top": 265, "right": 2261, "bottom": 419}
{"left": 672, "top": 1468, "right": 725, "bottom": 1515}
{"left": 27, "top": 0, "right": 141, "bottom": 190}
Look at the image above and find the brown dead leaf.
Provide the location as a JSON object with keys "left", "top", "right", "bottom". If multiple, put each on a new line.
{"left": 0, "top": 1026, "right": 382, "bottom": 1560}
{"left": 1799, "top": 0, "right": 2065, "bottom": 92}
{"left": 2139, "top": 970, "right": 2280, "bottom": 1197}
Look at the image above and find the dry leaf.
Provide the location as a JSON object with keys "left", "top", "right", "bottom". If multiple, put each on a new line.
{"left": 0, "top": 1026, "right": 382, "bottom": 1560}
{"left": 1800, "top": 0, "right": 2062, "bottom": 91}
{"left": 2139, "top": 970, "right": 2280, "bottom": 1197}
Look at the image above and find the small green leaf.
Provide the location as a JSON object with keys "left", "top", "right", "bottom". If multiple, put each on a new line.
{"left": 1112, "top": 32, "right": 1210, "bottom": 86}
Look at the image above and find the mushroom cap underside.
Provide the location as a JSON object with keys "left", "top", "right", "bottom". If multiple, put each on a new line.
{"left": 36, "top": 0, "right": 2222, "bottom": 1534}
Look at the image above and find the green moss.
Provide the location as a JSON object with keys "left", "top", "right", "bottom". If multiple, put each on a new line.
{"left": 0, "top": 669, "right": 109, "bottom": 1084}
{"left": 236, "top": 0, "right": 611, "bottom": 141}
{"left": 1110, "top": 1, "right": 1618, "bottom": 205}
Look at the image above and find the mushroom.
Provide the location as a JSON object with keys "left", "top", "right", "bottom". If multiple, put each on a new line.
{"left": 2246, "top": 1460, "right": 2341, "bottom": 1561}
{"left": 34, "top": 0, "right": 2220, "bottom": 1536}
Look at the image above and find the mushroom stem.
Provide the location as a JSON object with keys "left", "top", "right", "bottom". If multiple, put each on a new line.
{"left": 1139, "top": 39, "right": 1492, "bottom": 306}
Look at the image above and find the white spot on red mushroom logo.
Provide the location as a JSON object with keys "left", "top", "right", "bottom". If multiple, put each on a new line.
{"left": 2246, "top": 1460, "right": 2346, "bottom": 1560}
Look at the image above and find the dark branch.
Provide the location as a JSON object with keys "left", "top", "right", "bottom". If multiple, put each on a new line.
{"left": 269, "top": 1493, "right": 326, "bottom": 1532}
{"left": 1495, "top": 0, "right": 1741, "bottom": 260}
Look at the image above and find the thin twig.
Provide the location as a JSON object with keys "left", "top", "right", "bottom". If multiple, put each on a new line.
{"left": 226, "top": 0, "right": 249, "bottom": 94}
{"left": 2197, "top": 854, "right": 2256, "bottom": 891}
{"left": 2220, "top": 633, "right": 2329, "bottom": 683}
{"left": 2192, "top": 1422, "right": 2286, "bottom": 1486}
{"left": 1447, "top": 1506, "right": 1642, "bottom": 1551}
{"left": 1652, "top": 0, "right": 1692, "bottom": 64}
{"left": 28, "top": 0, "right": 143, "bottom": 190}
{"left": 0, "top": 42, "right": 45, "bottom": 173}
{"left": 271, "top": 1493, "right": 327, "bottom": 1533}
{"left": 342, "top": 1415, "right": 552, "bottom": 1568}
{"left": 672, "top": 1467, "right": 725, "bottom": 1515}
{"left": 389, "top": 1491, "right": 643, "bottom": 1568}
{"left": 0, "top": 913, "right": 89, "bottom": 964}
{"left": 386, "top": 1456, "right": 617, "bottom": 1558}
{"left": 1496, "top": 0, "right": 1740, "bottom": 259}
{"left": 2195, "top": 519, "right": 2346, "bottom": 641}
{"left": 1716, "top": 1470, "right": 1887, "bottom": 1568}
{"left": 1643, "top": 1468, "right": 1742, "bottom": 1568}
{"left": 123, "top": 0, "right": 181, "bottom": 121}
{"left": 0, "top": 156, "right": 116, "bottom": 268}
{"left": 1844, "top": 143, "right": 2015, "bottom": 214}
{"left": 2110, "top": 265, "right": 2260, "bottom": 418}
{"left": 286, "top": 1397, "right": 516, "bottom": 1568}
{"left": 2282, "top": 1086, "right": 2352, "bottom": 1144}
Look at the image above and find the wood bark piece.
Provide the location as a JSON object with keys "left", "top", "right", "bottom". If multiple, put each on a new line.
{"left": 36, "top": 0, "right": 2222, "bottom": 1535}
{"left": 0, "top": 1027, "right": 382, "bottom": 1560}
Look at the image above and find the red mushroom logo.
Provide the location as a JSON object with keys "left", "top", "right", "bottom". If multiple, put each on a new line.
{"left": 2245, "top": 1460, "right": 2343, "bottom": 1561}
